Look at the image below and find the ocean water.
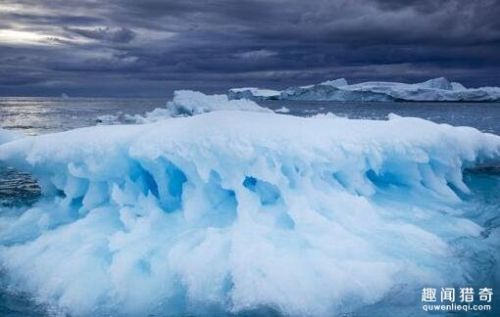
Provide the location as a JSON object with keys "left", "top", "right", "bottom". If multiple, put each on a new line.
{"left": 261, "top": 100, "right": 500, "bottom": 135}
{"left": 0, "top": 97, "right": 499, "bottom": 316}
{"left": 0, "top": 97, "right": 165, "bottom": 135}
{"left": 1, "top": 97, "right": 499, "bottom": 135}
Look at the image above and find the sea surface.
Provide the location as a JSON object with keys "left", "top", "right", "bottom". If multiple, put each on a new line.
{"left": 0, "top": 97, "right": 499, "bottom": 135}
{"left": 0, "top": 97, "right": 499, "bottom": 316}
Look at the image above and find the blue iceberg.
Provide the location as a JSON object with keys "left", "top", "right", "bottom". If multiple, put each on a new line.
{"left": 0, "top": 92, "right": 499, "bottom": 316}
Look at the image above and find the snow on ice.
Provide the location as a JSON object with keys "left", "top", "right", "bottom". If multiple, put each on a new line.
{"left": 230, "top": 77, "right": 500, "bottom": 102}
{"left": 0, "top": 91, "right": 500, "bottom": 316}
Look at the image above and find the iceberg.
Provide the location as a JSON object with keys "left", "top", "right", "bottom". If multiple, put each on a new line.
{"left": 274, "top": 106, "right": 290, "bottom": 113}
{"left": 0, "top": 91, "right": 499, "bottom": 316}
{"left": 231, "top": 77, "right": 500, "bottom": 102}
{"left": 162, "top": 90, "right": 271, "bottom": 116}
{"left": 298, "top": 78, "right": 349, "bottom": 90}
{"left": 228, "top": 87, "right": 281, "bottom": 100}
{"left": 99, "top": 90, "right": 272, "bottom": 125}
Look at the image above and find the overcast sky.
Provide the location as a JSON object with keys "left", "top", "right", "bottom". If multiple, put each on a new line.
{"left": 0, "top": 0, "right": 499, "bottom": 97}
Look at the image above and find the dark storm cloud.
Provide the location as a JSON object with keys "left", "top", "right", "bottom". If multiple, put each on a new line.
{"left": 0, "top": 0, "right": 499, "bottom": 96}
{"left": 65, "top": 27, "right": 136, "bottom": 43}
{"left": 0, "top": 12, "right": 103, "bottom": 26}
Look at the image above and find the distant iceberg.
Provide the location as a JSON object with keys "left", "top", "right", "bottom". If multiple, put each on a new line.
{"left": 1, "top": 91, "right": 500, "bottom": 316}
{"left": 228, "top": 87, "right": 281, "bottom": 100}
{"left": 230, "top": 77, "right": 500, "bottom": 102}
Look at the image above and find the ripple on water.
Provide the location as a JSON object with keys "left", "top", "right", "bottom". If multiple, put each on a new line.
{"left": 0, "top": 167, "right": 40, "bottom": 208}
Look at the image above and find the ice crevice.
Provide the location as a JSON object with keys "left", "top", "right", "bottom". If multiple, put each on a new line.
{"left": 0, "top": 99, "right": 500, "bottom": 316}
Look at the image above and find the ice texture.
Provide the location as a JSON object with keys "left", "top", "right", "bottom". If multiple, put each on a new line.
{"left": 232, "top": 77, "right": 500, "bottom": 102}
{"left": 0, "top": 92, "right": 500, "bottom": 316}
{"left": 99, "top": 90, "right": 272, "bottom": 125}
{"left": 228, "top": 87, "right": 281, "bottom": 100}
{"left": 0, "top": 128, "right": 22, "bottom": 145}
{"left": 274, "top": 106, "right": 290, "bottom": 113}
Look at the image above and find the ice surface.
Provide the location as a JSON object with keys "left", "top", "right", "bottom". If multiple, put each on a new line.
{"left": 231, "top": 77, "right": 500, "bottom": 102}
{"left": 163, "top": 90, "right": 271, "bottom": 116}
{"left": 1, "top": 91, "right": 500, "bottom": 316}
{"left": 451, "top": 82, "right": 466, "bottom": 90}
{"left": 228, "top": 87, "right": 281, "bottom": 100}
{"left": 417, "top": 77, "right": 453, "bottom": 90}
{"left": 0, "top": 128, "right": 22, "bottom": 145}
{"left": 96, "top": 90, "right": 272, "bottom": 125}
{"left": 274, "top": 106, "right": 290, "bottom": 113}
{"left": 317, "top": 78, "right": 349, "bottom": 87}
{"left": 135, "top": 90, "right": 271, "bottom": 124}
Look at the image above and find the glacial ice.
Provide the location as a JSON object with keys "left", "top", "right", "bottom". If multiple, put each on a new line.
{"left": 0, "top": 128, "right": 22, "bottom": 145}
{"left": 274, "top": 106, "right": 290, "bottom": 113}
{"left": 231, "top": 77, "right": 500, "bottom": 102}
{"left": 228, "top": 87, "right": 281, "bottom": 100}
{"left": 0, "top": 91, "right": 500, "bottom": 316}
{"left": 98, "top": 90, "right": 272, "bottom": 125}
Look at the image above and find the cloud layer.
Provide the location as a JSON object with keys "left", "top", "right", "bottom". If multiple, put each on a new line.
{"left": 1, "top": 0, "right": 499, "bottom": 96}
